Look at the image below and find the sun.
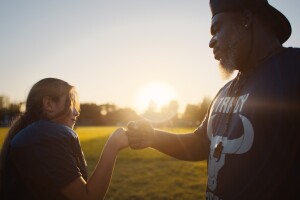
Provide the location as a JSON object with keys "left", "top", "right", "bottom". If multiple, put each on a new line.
{"left": 135, "top": 81, "right": 177, "bottom": 113}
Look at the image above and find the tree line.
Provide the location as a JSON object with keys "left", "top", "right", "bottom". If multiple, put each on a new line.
{"left": 0, "top": 98, "right": 211, "bottom": 128}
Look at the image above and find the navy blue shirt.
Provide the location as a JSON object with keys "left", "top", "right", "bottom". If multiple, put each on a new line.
{"left": 195, "top": 47, "right": 300, "bottom": 199}
{"left": 5, "top": 120, "right": 87, "bottom": 200}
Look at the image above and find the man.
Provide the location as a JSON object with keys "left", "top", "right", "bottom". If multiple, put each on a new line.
{"left": 127, "top": 0, "right": 299, "bottom": 199}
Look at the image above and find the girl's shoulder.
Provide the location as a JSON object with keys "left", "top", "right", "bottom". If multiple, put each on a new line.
{"left": 36, "top": 120, "right": 77, "bottom": 137}
{"left": 11, "top": 120, "right": 77, "bottom": 148}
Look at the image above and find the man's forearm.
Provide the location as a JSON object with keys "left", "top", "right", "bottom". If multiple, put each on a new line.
{"left": 151, "top": 130, "right": 209, "bottom": 161}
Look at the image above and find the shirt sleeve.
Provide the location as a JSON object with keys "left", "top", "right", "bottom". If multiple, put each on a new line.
{"left": 194, "top": 113, "right": 209, "bottom": 136}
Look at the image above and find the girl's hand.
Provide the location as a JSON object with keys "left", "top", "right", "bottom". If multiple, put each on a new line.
{"left": 107, "top": 128, "right": 129, "bottom": 152}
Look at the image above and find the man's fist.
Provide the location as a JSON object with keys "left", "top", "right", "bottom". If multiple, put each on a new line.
{"left": 126, "top": 120, "right": 155, "bottom": 149}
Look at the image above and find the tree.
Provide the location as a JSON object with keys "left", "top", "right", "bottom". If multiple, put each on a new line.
{"left": 77, "top": 103, "right": 140, "bottom": 126}
{"left": 0, "top": 103, "right": 21, "bottom": 126}
{"left": 105, "top": 108, "right": 141, "bottom": 126}
{"left": 77, "top": 103, "right": 102, "bottom": 126}
{"left": 181, "top": 97, "right": 211, "bottom": 127}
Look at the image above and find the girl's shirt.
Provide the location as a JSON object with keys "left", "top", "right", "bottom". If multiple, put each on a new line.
{"left": 5, "top": 120, "right": 87, "bottom": 200}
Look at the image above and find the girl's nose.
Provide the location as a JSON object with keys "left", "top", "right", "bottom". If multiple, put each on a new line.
{"left": 73, "top": 108, "right": 80, "bottom": 117}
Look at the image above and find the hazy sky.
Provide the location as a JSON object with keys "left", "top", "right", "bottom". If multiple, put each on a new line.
{"left": 0, "top": 0, "right": 299, "bottom": 113}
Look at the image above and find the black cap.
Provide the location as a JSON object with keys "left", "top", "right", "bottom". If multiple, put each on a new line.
{"left": 210, "top": 0, "right": 292, "bottom": 44}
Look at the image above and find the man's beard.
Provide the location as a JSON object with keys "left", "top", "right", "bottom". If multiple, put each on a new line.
{"left": 218, "top": 33, "right": 242, "bottom": 80}
{"left": 218, "top": 56, "right": 235, "bottom": 80}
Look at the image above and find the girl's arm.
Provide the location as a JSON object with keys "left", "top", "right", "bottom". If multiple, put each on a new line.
{"left": 60, "top": 128, "right": 128, "bottom": 200}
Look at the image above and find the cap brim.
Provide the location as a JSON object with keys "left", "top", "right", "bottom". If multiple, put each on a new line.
{"left": 261, "top": 4, "right": 291, "bottom": 44}
{"left": 210, "top": 0, "right": 292, "bottom": 44}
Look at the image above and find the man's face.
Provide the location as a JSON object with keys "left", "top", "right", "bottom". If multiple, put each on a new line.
{"left": 209, "top": 12, "right": 249, "bottom": 78}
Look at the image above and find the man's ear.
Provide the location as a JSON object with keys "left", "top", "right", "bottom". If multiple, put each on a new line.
{"left": 42, "top": 96, "right": 54, "bottom": 114}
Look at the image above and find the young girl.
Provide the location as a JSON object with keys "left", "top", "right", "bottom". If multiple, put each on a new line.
{"left": 0, "top": 78, "right": 128, "bottom": 200}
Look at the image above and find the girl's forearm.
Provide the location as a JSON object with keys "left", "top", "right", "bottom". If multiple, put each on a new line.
{"left": 86, "top": 142, "right": 119, "bottom": 200}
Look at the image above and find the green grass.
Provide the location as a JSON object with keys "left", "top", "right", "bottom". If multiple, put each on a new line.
{"left": 0, "top": 127, "right": 207, "bottom": 200}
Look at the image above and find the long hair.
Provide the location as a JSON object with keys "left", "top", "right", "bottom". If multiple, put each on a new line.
{"left": 0, "top": 78, "right": 79, "bottom": 196}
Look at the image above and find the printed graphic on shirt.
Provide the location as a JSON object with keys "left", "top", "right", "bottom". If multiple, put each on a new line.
{"left": 213, "top": 94, "right": 249, "bottom": 114}
{"left": 206, "top": 93, "right": 254, "bottom": 195}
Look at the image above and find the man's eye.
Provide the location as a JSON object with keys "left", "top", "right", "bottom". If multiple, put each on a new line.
{"left": 211, "top": 27, "right": 218, "bottom": 36}
{"left": 214, "top": 27, "right": 220, "bottom": 34}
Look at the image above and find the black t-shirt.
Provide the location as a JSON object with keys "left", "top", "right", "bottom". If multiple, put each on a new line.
{"left": 5, "top": 120, "right": 87, "bottom": 200}
{"left": 195, "top": 47, "right": 300, "bottom": 200}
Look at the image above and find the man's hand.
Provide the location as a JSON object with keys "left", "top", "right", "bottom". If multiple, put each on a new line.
{"left": 126, "top": 120, "right": 155, "bottom": 149}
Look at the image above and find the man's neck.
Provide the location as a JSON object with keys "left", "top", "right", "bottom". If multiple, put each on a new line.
{"left": 251, "top": 44, "right": 283, "bottom": 67}
{"left": 238, "top": 13, "right": 287, "bottom": 73}
{"left": 240, "top": 25, "right": 283, "bottom": 74}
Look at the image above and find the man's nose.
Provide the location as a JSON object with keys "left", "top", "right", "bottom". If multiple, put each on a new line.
{"left": 209, "top": 36, "right": 216, "bottom": 48}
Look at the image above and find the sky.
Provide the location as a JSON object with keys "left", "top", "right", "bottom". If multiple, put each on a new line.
{"left": 0, "top": 0, "right": 299, "bottom": 114}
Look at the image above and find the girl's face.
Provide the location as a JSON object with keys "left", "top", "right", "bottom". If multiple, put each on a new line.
{"left": 50, "top": 94, "right": 80, "bottom": 129}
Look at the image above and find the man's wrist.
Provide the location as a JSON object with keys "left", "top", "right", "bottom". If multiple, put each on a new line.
{"left": 150, "top": 129, "right": 158, "bottom": 148}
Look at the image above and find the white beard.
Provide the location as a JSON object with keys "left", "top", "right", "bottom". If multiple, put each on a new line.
{"left": 218, "top": 30, "right": 243, "bottom": 80}
{"left": 218, "top": 61, "right": 235, "bottom": 80}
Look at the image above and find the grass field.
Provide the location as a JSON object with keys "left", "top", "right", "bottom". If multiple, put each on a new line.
{"left": 0, "top": 126, "right": 207, "bottom": 200}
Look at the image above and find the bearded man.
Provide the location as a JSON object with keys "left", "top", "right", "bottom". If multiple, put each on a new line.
{"left": 127, "top": 0, "right": 300, "bottom": 199}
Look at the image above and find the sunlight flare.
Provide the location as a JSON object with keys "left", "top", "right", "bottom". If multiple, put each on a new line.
{"left": 135, "top": 81, "right": 177, "bottom": 113}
